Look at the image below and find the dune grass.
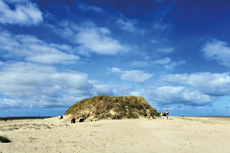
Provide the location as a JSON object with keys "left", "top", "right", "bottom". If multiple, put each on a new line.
{"left": 65, "top": 95, "right": 160, "bottom": 120}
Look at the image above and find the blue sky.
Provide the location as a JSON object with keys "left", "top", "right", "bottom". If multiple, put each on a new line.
{"left": 0, "top": 0, "right": 230, "bottom": 117}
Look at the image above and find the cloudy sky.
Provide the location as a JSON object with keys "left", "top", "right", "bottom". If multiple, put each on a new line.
{"left": 0, "top": 0, "right": 230, "bottom": 116}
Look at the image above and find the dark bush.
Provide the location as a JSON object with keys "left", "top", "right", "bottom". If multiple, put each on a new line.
{"left": 0, "top": 136, "right": 11, "bottom": 143}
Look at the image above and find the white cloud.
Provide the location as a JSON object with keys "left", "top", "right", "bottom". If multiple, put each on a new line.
{"left": 0, "top": 0, "right": 43, "bottom": 25}
{"left": 121, "top": 70, "right": 153, "bottom": 82}
{"left": 153, "top": 23, "right": 169, "bottom": 31}
{"left": 0, "top": 30, "right": 79, "bottom": 64}
{"left": 25, "top": 53, "right": 78, "bottom": 64}
{"left": 110, "top": 67, "right": 153, "bottom": 83}
{"left": 130, "top": 61, "right": 148, "bottom": 67}
{"left": 2, "top": 0, "right": 28, "bottom": 3}
{"left": 161, "top": 72, "right": 230, "bottom": 96}
{"left": 131, "top": 58, "right": 185, "bottom": 70}
{"left": 1, "top": 62, "right": 216, "bottom": 109}
{"left": 131, "top": 86, "right": 213, "bottom": 106}
{"left": 202, "top": 40, "right": 230, "bottom": 67}
{"left": 92, "top": 84, "right": 115, "bottom": 96}
{"left": 110, "top": 67, "right": 122, "bottom": 74}
{"left": 151, "top": 86, "right": 212, "bottom": 105}
{"left": 0, "top": 98, "right": 26, "bottom": 108}
{"left": 164, "top": 60, "right": 186, "bottom": 70}
{"left": 55, "top": 20, "right": 80, "bottom": 40}
{"left": 150, "top": 39, "right": 158, "bottom": 43}
{"left": 54, "top": 20, "right": 130, "bottom": 55}
{"left": 88, "top": 80, "right": 213, "bottom": 107}
{"left": 89, "top": 80, "right": 135, "bottom": 97}
{"left": 76, "top": 28, "right": 129, "bottom": 54}
{"left": 116, "top": 18, "right": 145, "bottom": 34}
{"left": 0, "top": 62, "right": 93, "bottom": 108}
{"left": 153, "top": 57, "right": 171, "bottom": 65}
{"left": 78, "top": 2, "right": 103, "bottom": 13}
{"left": 156, "top": 47, "right": 174, "bottom": 53}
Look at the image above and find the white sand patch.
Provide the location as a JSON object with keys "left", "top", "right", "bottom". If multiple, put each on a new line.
{"left": 0, "top": 116, "right": 229, "bottom": 153}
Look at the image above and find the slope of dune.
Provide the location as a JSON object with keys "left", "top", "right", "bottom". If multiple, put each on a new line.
{"left": 65, "top": 95, "right": 159, "bottom": 121}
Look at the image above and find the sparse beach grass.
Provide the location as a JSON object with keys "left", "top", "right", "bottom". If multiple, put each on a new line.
{"left": 180, "top": 117, "right": 216, "bottom": 124}
{"left": 59, "top": 124, "right": 70, "bottom": 127}
{"left": 0, "top": 123, "right": 55, "bottom": 132}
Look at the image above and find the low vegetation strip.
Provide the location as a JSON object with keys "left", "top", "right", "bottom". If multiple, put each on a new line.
{"left": 0, "top": 123, "right": 55, "bottom": 132}
{"left": 65, "top": 95, "right": 159, "bottom": 120}
{"left": 180, "top": 117, "right": 216, "bottom": 124}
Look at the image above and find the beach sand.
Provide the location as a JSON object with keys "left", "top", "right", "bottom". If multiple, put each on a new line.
{"left": 0, "top": 116, "right": 229, "bottom": 153}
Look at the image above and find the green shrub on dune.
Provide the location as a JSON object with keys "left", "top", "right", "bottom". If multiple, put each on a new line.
{"left": 65, "top": 96, "right": 159, "bottom": 121}
{"left": 0, "top": 136, "right": 11, "bottom": 143}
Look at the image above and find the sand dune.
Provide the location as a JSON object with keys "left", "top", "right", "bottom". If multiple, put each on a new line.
{"left": 0, "top": 116, "right": 229, "bottom": 153}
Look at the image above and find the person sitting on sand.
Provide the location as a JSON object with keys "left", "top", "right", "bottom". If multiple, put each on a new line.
{"left": 71, "top": 118, "right": 75, "bottom": 123}
{"left": 59, "top": 115, "right": 63, "bottom": 119}
{"left": 149, "top": 112, "right": 155, "bottom": 119}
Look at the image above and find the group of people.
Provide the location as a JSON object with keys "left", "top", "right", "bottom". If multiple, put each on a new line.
{"left": 160, "top": 110, "right": 169, "bottom": 119}
{"left": 58, "top": 115, "right": 77, "bottom": 123}
{"left": 4, "top": 118, "right": 12, "bottom": 122}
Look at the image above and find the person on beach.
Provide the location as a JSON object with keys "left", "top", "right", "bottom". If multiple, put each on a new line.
{"left": 71, "top": 118, "right": 75, "bottom": 123}
{"left": 150, "top": 112, "right": 154, "bottom": 119}
{"left": 146, "top": 109, "right": 150, "bottom": 119}
{"left": 59, "top": 115, "right": 63, "bottom": 119}
{"left": 5, "top": 118, "right": 7, "bottom": 122}
{"left": 166, "top": 110, "right": 169, "bottom": 120}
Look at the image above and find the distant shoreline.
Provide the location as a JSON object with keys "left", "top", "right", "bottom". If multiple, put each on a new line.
{"left": 0, "top": 116, "right": 55, "bottom": 120}
{"left": 1, "top": 115, "right": 229, "bottom": 120}
{"left": 176, "top": 116, "right": 230, "bottom": 118}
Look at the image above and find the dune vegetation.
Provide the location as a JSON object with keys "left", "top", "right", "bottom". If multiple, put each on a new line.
{"left": 65, "top": 96, "right": 159, "bottom": 121}
{"left": 0, "top": 136, "right": 11, "bottom": 143}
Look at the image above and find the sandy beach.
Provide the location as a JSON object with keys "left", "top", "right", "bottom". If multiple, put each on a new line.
{"left": 0, "top": 116, "right": 229, "bottom": 153}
